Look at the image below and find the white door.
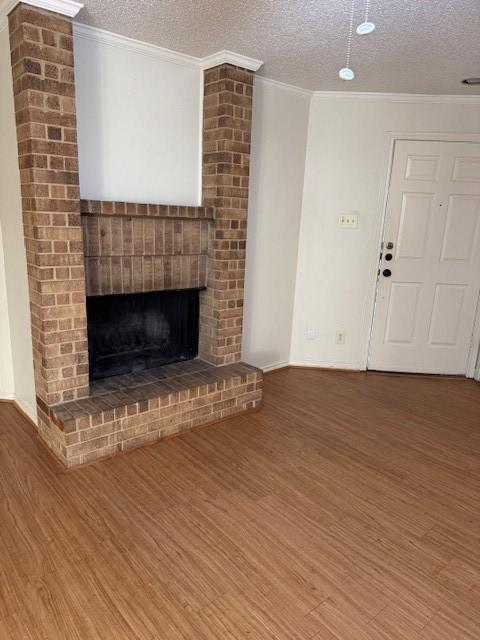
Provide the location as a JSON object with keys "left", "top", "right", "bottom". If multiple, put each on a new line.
{"left": 369, "top": 140, "right": 480, "bottom": 375}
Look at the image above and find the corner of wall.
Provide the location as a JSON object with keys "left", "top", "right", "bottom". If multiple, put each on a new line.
{"left": 0, "top": 224, "right": 14, "bottom": 398}
{"left": 287, "top": 92, "right": 314, "bottom": 365}
{"left": 0, "top": 26, "right": 36, "bottom": 419}
{"left": 243, "top": 78, "right": 313, "bottom": 371}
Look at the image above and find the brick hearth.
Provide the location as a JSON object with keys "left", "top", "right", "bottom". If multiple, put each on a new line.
{"left": 42, "top": 360, "right": 262, "bottom": 468}
{"left": 8, "top": 2, "right": 262, "bottom": 468}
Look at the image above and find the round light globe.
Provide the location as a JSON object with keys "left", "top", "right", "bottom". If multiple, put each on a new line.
{"left": 339, "top": 67, "right": 355, "bottom": 80}
{"left": 356, "top": 21, "right": 376, "bottom": 35}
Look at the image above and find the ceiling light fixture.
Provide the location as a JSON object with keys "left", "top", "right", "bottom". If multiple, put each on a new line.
{"left": 339, "top": 0, "right": 356, "bottom": 80}
{"left": 462, "top": 77, "right": 480, "bottom": 85}
{"left": 356, "top": 0, "right": 375, "bottom": 34}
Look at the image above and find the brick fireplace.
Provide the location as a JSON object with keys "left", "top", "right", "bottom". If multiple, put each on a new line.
{"left": 8, "top": 2, "right": 263, "bottom": 468}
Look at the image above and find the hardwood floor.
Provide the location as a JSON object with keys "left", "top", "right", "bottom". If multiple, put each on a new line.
{"left": 0, "top": 368, "right": 479, "bottom": 639}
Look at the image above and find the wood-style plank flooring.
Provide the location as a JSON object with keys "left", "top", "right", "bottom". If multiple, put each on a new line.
{"left": 0, "top": 368, "right": 479, "bottom": 639}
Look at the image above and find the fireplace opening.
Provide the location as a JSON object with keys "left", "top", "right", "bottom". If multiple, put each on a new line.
{"left": 87, "top": 288, "right": 201, "bottom": 380}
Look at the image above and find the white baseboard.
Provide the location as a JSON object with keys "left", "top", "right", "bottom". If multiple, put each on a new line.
{"left": 262, "top": 359, "right": 365, "bottom": 372}
{"left": 0, "top": 389, "right": 37, "bottom": 422}
{"left": 14, "top": 395, "right": 37, "bottom": 423}
{"left": 289, "top": 359, "right": 364, "bottom": 371}
{"left": 262, "top": 360, "right": 290, "bottom": 373}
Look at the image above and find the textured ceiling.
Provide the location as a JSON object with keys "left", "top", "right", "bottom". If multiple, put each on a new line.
{"left": 77, "top": 0, "right": 480, "bottom": 94}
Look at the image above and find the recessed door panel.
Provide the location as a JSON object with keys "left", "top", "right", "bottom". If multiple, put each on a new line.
{"left": 440, "top": 195, "right": 480, "bottom": 262}
{"left": 405, "top": 155, "right": 440, "bottom": 181}
{"left": 452, "top": 157, "right": 480, "bottom": 182}
{"left": 384, "top": 283, "right": 420, "bottom": 344}
{"left": 428, "top": 284, "right": 466, "bottom": 346}
{"left": 396, "top": 193, "right": 433, "bottom": 259}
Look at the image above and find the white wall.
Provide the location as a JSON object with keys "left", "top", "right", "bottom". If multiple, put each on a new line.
{"left": 291, "top": 96, "right": 480, "bottom": 369}
{"left": 74, "top": 28, "right": 202, "bottom": 205}
{"left": 0, "top": 27, "right": 36, "bottom": 418}
{"left": 0, "top": 223, "right": 14, "bottom": 399}
{"left": 243, "top": 79, "right": 310, "bottom": 370}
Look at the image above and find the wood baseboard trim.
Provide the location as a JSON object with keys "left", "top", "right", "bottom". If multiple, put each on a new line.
{"left": 12, "top": 399, "right": 36, "bottom": 428}
{"left": 263, "top": 365, "right": 290, "bottom": 375}
{"left": 10, "top": 400, "right": 66, "bottom": 473}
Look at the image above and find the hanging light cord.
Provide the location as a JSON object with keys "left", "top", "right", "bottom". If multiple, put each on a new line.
{"left": 345, "top": 0, "right": 356, "bottom": 69}
{"left": 364, "top": 0, "right": 370, "bottom": 23}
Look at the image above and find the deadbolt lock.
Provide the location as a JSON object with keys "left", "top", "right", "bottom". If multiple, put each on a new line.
{"left": 386, "top": 242, "right": 394, "bottom": 250}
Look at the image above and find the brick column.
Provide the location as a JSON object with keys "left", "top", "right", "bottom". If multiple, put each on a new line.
{"left": 8, "top": 3, "right": 89, "bottom": 406}
{"left": 200, "top": 64, "right": 253, "bottom": 365}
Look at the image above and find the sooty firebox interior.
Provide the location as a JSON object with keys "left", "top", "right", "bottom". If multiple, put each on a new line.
{"left": 87, "top": 288, "right": 201, "bottom": 380}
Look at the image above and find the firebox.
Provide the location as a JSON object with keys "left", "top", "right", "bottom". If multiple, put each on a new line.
{"left": 87, "top": 288, "right": 201, "bottom": 380}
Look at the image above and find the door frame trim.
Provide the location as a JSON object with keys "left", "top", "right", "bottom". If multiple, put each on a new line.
{"left": 364, "top": 131, "right": 480, "bottom": 378}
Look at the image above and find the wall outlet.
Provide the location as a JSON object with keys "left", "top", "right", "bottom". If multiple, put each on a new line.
{"left": 335, "top": 330, "right": 346, "bottom": 344}
{"left": 337, "top": 213, "right": 358, "bottom": 229}
{"left": 307, "top": 327, "right": 316, "bottom": 340}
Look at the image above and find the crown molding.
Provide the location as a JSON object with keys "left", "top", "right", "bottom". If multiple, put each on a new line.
{"left": 21, "top": 0, "right": 83, "bottom": 16}
{"left": 256, "top": 75, "right": 313, "bottom": 97}
{"left": 312, "top": 90, "right": 480, "bottom": 104}
{"left": 1, "top": 0, "right": 83, "bottom": 30}
{"left": 200, "top": 49, "right": 263, "bottom": 72}
{"left": 73, "top": 22, "right": 200, "bottom": 69}
{"left": 0, "top": 0, "right": 16, "bottom": 29}
{"left": 73, "top": 23, "right": 264, "bottom": 73}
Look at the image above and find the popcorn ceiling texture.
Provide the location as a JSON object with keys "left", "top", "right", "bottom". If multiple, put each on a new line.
{"left": 77, "top": 0, "right": 480, "bottom": 94}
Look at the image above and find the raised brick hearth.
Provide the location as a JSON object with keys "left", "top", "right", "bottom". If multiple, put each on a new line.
{"left": 40, "top": 360, "right": 262, "bottom": 467}
{"left": 8, "top": 2, "right": 262, "bottom": 468}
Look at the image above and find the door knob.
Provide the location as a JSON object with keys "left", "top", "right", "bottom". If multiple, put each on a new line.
{"left": 383, "top": 269, "right": 392, "bottom": 277}
{"left": 385, "top": 253, "right": 393, "bottom": 261}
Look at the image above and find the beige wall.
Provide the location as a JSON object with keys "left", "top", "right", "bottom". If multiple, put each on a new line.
{"left": 242, "top": 78, "right": 310, "bottom": 370}
{"left": 0, "top": 27, "right": 36, "bottom": 418}
{"left": 291, "top": 95, "right": 480, "bottom": 369}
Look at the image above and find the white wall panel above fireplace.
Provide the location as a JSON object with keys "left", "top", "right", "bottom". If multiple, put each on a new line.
{"left": 74, "top": 27, "right": 202, "bottom": 206}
